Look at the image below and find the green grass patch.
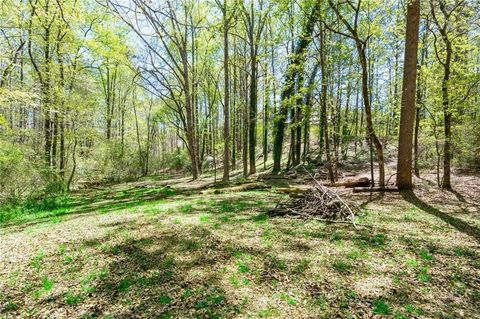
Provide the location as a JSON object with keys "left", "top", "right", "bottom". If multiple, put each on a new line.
{"left": 180, "top": 204, "right": 194, "bottom": 214}
{"left": 159, "top": 295, "right": 173, "bottom": 304}
{"left": 332, "top": 259, "right": 352, "bottom": 273}
{"left": 372, "top": 299, "right": 391, "bottom": 315}
{"left": 65, "top": 292, "right": 83, "bottom": 306}
{"left": 419, "top": 250, "right": 434, "bottom": 261}
{"left": 279, "top": 293, "right": 298, "bottom": 306}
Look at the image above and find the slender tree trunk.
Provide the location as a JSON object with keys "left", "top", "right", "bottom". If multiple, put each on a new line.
{"left": 222, "top": 1, "right": 230, "bottom": 182}
{"left": 263, "top": 76, "right": 269, "bottom": 170}
{"left": 414, "top": 26, "right": 428, "bottom": 178}
{"left": 320, "top": 25, "right": 335, "bottom": 183}
{"left": 357, "top": 42, "right": 385, "bottom": 187}
{"left": 249, "top": 45, "right": 257, "bottom": 175}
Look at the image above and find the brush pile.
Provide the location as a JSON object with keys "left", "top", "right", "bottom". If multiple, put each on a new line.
{"left": 268, "top": 168, "right": 357, "bottom": 227}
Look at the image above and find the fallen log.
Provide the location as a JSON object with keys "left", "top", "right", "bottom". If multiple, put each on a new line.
{"left": 352, "top": 187, "right": 399, "bottom": 193}
{"left": 329, "top": 177, "right": 371, "bottom": 188}
{"left": 207, "top": 182, "right": 271, "bottom": 194}
{"left": 274, "top": 187, "right": 305, "bottom": 198}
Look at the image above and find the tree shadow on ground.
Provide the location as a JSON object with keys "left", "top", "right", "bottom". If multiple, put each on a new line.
{"left": 46, "top": 223, "right": 267, "bottom": 318}
{"left": 401, "top": 190, "right": 480, "bottom": 243}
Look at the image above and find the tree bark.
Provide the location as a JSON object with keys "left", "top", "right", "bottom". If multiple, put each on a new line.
{"left": 396, "top": 0, "right": 420, "bottom": 190}
{"left": 222, "top": 0, "right": 230, "bottom": 182}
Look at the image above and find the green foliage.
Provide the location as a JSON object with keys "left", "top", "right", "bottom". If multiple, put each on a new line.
{"left": 65, "top": 292, "right": 83, "bottom": 306}
{"left": 332, "top": 259, "right": 352, "bottom": 273}
{"left": 372, "top": 299, "right": 391, "bottom": 315}
{"left": 167, "top": 149, "right": 190, "bottom": 172}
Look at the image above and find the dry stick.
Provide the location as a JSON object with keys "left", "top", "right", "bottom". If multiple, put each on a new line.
{"left": 303, "top": 166, "right": 358, "bottom": 229}
{"left": 386, "top": 173, "right": 397, "bottom": 185}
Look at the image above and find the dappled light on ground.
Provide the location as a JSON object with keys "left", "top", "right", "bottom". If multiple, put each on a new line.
{"left": 1, "top": 173, "right": 479, "bottom": 318}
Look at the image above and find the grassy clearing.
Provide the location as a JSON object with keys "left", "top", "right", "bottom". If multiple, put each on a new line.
{"left": 0, "top": 178, "right": 479, "bottom": 318}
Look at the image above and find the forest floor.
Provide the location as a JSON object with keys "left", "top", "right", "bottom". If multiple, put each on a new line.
{"left": 0, "top": 167, "right": 479, "bottom": 318}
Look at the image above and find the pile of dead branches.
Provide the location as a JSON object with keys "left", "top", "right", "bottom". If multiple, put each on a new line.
{"left": 268, "top": 168, "right": 358, "bottom": 228}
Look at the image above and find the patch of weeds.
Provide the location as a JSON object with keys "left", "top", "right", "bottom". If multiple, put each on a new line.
{"left": 7, "top": 271, "right": 20, "bottom": 286}
{"left": 144, "top": 207, "right": 161, "bottom": 215}
{"left": 49, "top": 215, "right": 62, "bottom": 224}
{"left": 117, "top": 278, "right": 133, "bottom": 292}
{"left": 258, "top": 305, "right": 281, "bottom": 317}
{"left": 405, "top": 304, "right": 424, "bottom": 316}
{"left": 292, "top": 258, "right": 310, "bottom": 275}
{"left": 65, "top": 292, "right": 83, "bottom": 306}
{"left": 81, "top": 270, "right": 106, "bottom": 294}
{"left": 252, "top": 213, "right": 268, "bottom": 223}
{"left": 181, "top": 239, "right": 202, "bottom": 251}
{"left": 454, "top": 246, "right": 475, "bottom": 257}
{"left": 58, "top": 244, "right": 67, "bottom": 255}
{"left": 261, "top": 227, "right": 275, "bottom": 240}
{"left": 108, "top": 246, "right": 121, "bottom": 255}
{"left": 199, "top": 214, "right": 211, "bottom": 222}
{"left": 418, "top": 267, "right": 432, "bottom": 283}
{"left": 182, "top": 289, "right": 193, "bottom": 299}
{"left": 237, "top": 260, "right": 250, "bottom": 273}
{"left": 159, "top": 295, "right": 173, "bottom": 304}
{"left": 219, "top": 201, "right": 234, "bottom": 213}
{"left": 311, "top": 293, "right": 328, "bottom": 310}
{"left": 163, "top": 255, "right": 176, "bottom": 269}
{"left": 63, "top": 255, "right": 74, "bottom": 265}
{"left": 332, "top": 259, "right": 352, "bottom": 273}
{"left": 331, "top": 231, "right": 344, "bottom": 242}
{"left": 372, "top": 299, "right": 391, "bottom": 315}
{"left": 452, "top": 277, "right": 467, "bottom": 296}
{"left": 346, "top": 290, "right": 358, "bottom": 300}
{"left": 406, "top": 258, "right": 418, "bottom": 268}
{"left": 219, "top": 215, "right": 230, "bottom": 223}
{"left": 346, "top": 249, "right": 364, "bottom": 261}
{"left": 392, "top": 275, "right": 403, "bottom": 285}
{"left": 419, "top": 250, "right": 434, "bottom": 261}
{"left": 195, "top": 293, "right": 226, "bottom": 309}
{"left": 279, "top": 293, "right": 298, "bottom": 306}
{"left": 303, "top": 230, "right": 326, "bottom": 239}
{"left": 42, "top": 277, "right": 54, "bottom": 292}
{"left": 3, "top": 301, "right": 19, "bottom": 311}
{"left": 229, "top": 274, "right": 241, "bottom": 288}
{"left": 364, "top": 233, "right": 387, "bottom": 248}
{"left": 265, "top": 254, "right": 287, "bottom": 271}
{"left": 180, "top": 204, "right": 194, "bottom": 214}
{"left": 30, "top": 251, "right": 45, "bottom": 271}
{"left": 403, "top": 213, "right": 417, "bottom": 222}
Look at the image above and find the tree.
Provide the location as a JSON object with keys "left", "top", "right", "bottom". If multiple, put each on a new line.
{"left": 326, "top": 0, "right": 386, "bottom": 187}
{"left": 396, "top": 0, "right": 420, "bottom": 190}
{"left": 216, "top": 0, "right": 235, "bottom": 182}
{"left": 272, "top": 0, "right": 321, "bottom": 174}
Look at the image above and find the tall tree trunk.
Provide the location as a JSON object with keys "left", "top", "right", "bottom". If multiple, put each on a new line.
{"left": 263, "top": 75, "right": 270, "bottom": 169}
{"left": 414, "top": 23, "right": 429, "bottom": 178}
{"left": 222, "top": 0, "right": 230, "bottom": 182}
{"left": 396, "top": 0, "right": 420, "bottom": 190}
{"left": 357, "top": 42, "right": 385, "bottom": 187}
{"left": 248, "top": 33, "right": 257, "bottom": 174}
{"left": 320, "top": 25, "right": 335, "bottom": 183}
